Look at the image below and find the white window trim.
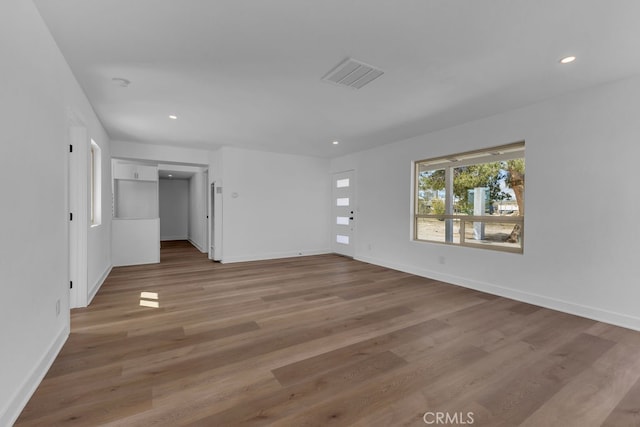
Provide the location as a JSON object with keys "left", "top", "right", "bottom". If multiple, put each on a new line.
{"left": 90, "top": 139, "right": 102, "bottom": 227}
{"left": 413, "top": 142, "right": 525, "bottom": 254}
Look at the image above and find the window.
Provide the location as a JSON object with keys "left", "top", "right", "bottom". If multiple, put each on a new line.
{"left": 414, "top": 142, "right": 525, "bottom": 253}
{"left": 90, "top": 140, "right": 102, "bottom": 226}
{"left": 336, "top": 178, "right": 350, "bottom": 188}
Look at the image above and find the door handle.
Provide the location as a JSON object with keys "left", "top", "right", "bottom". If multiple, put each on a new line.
{"left": 349, "top": 217, "right": 354, "bottom": 220}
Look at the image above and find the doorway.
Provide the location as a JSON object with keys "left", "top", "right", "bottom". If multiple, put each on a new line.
{"left": 155, "top": 164, "right": 209, "bottom": 255}
{"left": 331, "top": 170, "right": 355, "bottom": 257}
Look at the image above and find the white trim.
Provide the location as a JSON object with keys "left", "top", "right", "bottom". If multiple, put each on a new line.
{"left": 416, "top": 141, "right": 525, "bottom": 170}
{"left": 89, "top": 139, "right": 102, "bottom": 227}
{"left": 222, "top": 249, "right": 332, "bottom": 264}
{"left": 161, "top": 236, "right": 189, "bottom": 241}
{"left": 88, "top": 264, "right": 112, "bottom": 305}
{"left": 1, "top": 326, "right": 69, "bottom": 427}
{"left": 356, "top": 254, "right": 640, "bottom": 332}
{"left": 68, "top": 124, "right": 89, "bottom": 308}
{"left": 420, "top": 149, "right": 524, "bottom": 170}
{"left": 203, "top": 170, "right": 209, "bottom": 258}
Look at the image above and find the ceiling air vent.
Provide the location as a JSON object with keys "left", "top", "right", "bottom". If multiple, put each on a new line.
{"left": 322, "top": 58, "right": 384, "bottom": 89}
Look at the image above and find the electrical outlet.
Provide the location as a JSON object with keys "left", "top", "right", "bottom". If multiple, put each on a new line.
{"left": 55, "top": 299, "right": 60, "bottom": 316}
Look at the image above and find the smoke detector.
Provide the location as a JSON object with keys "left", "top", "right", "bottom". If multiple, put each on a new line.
{"left": 322, "top": 58, "right": 384, "bottom": 89}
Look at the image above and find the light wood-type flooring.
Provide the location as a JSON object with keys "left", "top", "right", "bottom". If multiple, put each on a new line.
{"left": 16, "top": 241, "right": 640, "bottom": 426}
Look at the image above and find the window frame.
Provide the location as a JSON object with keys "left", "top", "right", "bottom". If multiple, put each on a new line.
{"left": 413, "top": 141, "right": 525, "bottom": 254}
{"left": 90, "top": 139, "right": 102, "bottom": 227}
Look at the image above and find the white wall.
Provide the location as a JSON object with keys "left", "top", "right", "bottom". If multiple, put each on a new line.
{"left": 331, "top": 74, "right": 640, "bottom": 330}
{"left": 112, "top": 219, "right": 160, "bottom": 266}
{"left": 0, "top": 0, "right": 111, "bottom": 424}
{"left": 111, "top": 144, "right": 331, "bottom": 262}
{"left": 114, "top": 180, "right": 158, "bottom": 219}
{"left": 188, "top": 171, "right": 207, "bottom": 252}
{"left": 111, "top": 142, "right": 212, "bottom": 252}
{"left": 220, "top": 147, "right": 331, "bottom": 262}
{"left": 159, "top": 178, "right": 189, "bottom": 240}
{"left": 111, "top": 140, "right": 211, "bottom": 165}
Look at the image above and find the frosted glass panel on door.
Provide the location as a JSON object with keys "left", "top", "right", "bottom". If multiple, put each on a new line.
{"left": 336, "top": 216, "right": 350, "bottom": 225}
{"left": 336, "top": 178, "right": 350, "bottom": 188}
{"left": 336, "top": 198, "right": 349, "bottom": 206}
{"left": 336, "top": 235, "right": 350, "bottom": 244}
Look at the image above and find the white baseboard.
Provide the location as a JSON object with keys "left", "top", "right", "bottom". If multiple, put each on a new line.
{"left": 161, "top": 236, "right": 188, "bottom": 241}
{"left": 356, "top": 254, "right": 640, "bottom": 332}
{"left": 222, "top": 249, "right": 332, "bottom": 264}
{"left": 1, "top": 325, "right": 69, "bottom": 427}
{"left": 188, "top": 239, "right": 207, "bottom": 253}
{"left": 88, "top": 264, "right": 112, "bottom": 305}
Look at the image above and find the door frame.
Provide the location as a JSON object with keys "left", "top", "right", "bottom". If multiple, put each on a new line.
{"left": 209, "top": 181, "right": 223, "bottom": 261}
{"left": 331, "top": 170, "right": 356, "bottom": 257}
{"left": 203, "top": 169, "right": 209, "bottom": 253}
{"left": 67, "top": 112, "right": 89, "bottom": 308}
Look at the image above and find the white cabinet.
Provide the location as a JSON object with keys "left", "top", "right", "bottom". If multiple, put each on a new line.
{"left": 112, "top": 160, "right": 159, "bottom": 219}
{"left": 113, "top": 163, "right": 158, "bottom": 181}
{"left": 136, "top": 165, "right": 158, "bottom": 181}
{"left": 111, "top": 160, "right": 161, "bottom": 265}
{"left": 113, "top": 163, "right": 136, "bottom": 180}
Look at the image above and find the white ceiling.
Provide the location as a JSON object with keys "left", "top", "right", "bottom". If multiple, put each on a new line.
{"left": 34, "top": 0, "right": 640, "bottom": 158}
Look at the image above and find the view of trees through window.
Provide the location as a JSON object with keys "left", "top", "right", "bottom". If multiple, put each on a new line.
{"left": 414, "top": 143, "right": 524, "bottom": 253}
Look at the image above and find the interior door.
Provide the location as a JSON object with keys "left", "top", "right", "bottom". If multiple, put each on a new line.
{"left": 331, "top": 170, "right": 355, "bottom": 257}
{"left": 68, "top": 125, "right": 88, "bottom": 308}
{"left": 209, "top": 183, "right": 215, "bottom": 260}
{"left": 204, "top": 170, "right": 209, "bottom": 254}
{"left": 68, "top": 136, "right": 76, "bottom": 307}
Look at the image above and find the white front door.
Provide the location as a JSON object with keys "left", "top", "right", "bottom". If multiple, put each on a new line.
{"left": 331, "top": 170, "right": 355, "bottom": 257}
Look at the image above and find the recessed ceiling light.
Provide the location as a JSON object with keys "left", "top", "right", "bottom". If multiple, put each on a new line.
{"left": 169, "top": 115, "right": 177, "bottom": 120}
{"left": 560, "top": 56, "right": 576, "bottom": 64}
{"left": 332, "top": 141, "right": 339, "bottom": 145}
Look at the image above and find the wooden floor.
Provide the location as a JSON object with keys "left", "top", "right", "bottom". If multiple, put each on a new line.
{"left": 16, "top": 241, "right": 640, "bottom": 426}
